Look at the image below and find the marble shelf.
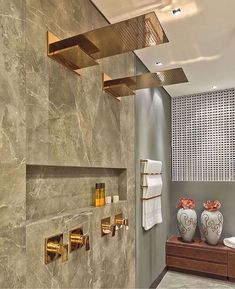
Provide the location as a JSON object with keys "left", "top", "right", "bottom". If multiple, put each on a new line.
{"left": 26, "top": 200, "right": 128, "bottom": 225}
{"left": 26, "top": 164, "right": 127, "bottom": 221}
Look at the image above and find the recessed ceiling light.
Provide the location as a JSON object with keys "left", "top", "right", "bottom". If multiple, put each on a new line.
{"left": 156, "top": 61, "right": 163, "bottom": 66}
{"left": 211, "top": 85, "right": 217, "bottom": 89}
{"left": 172, "top": 8, "right": 181, "bottom": 16}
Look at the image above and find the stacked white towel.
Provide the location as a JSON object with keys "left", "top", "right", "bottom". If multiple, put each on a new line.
{"left": 224, "top": 237, "right": 235, "bottom": 250}
{"left": 142, "top": 160, "right": 163, "bottom": 230}
{"left": 144, "top": 160, "right": 162, "bottom": 174}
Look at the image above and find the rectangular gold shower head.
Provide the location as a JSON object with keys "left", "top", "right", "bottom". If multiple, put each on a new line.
{"left": 48, "top": 12, "right": 168, "bottom": 73}
{"left": 47, "top": 32, "right": 99, "bottom": 74}
{"left": 103, "top": 68, "right": 188, "bottom": 99}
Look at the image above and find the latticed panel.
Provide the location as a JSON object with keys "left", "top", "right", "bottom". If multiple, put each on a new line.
{"left": 172, "top": 88, "right": 235, "bottom": 181}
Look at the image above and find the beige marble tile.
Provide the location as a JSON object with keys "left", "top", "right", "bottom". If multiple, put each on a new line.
{"left": 26, "top": 211, "right": 93, "bottom": 289}
{"left": 25, "top": 0, "right": 135, "bottom": 287}
{"left": 0, "top": 226, "right": 26, "bottom": 289}
{"left": 26, "top": 0, "right": 134, "bottom": 169}
{"left": 0, "top": 0, "right": 25, "bottom": 165}
{"left": 0, "top": 0, "right": 135, "bottom": 288}
{"left": 0, "top": 1, "right": 26, "bottom": 288}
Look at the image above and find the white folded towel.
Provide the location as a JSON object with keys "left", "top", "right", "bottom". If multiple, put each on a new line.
{"left": 143, "top": 175, "right": 162, "bottom": 198}
{"left": 142, "top": 197, "right": 162, "bottom": 230}
{"left": 224, "top": 237, "right": 235, "bottom": 250}
{"left": 143, "top": 160, "right": 162, "bottom": 174}
{"left": 142, "top": 160, "right": 163, "bottom": 230}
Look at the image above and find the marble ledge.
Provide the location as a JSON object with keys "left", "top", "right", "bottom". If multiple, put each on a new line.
{"left": 26, "top": 200, "right": 128, "bottom": 226}
{"left": 26, "top": 162, "right": 127, "bottom": 170}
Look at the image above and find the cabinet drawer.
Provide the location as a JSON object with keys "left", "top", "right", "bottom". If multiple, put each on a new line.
{"left": 167, "top": 244, "right": 227, "bottom": 264}
{"left": 228, "top": 251, "right": 235, "bottom": 278}
{"left": 167, "top": 256, "right": 227, "bottom": 277}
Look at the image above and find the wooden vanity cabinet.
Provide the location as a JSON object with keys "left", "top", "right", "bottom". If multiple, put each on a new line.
{"left": 166, "top": 235, "right": 235, "bottom": 280}
{"left": 228, "top": 249, "right": 235, "bottom": 280}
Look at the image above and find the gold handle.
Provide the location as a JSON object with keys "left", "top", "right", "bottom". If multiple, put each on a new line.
{"left": 70, "top": 233, "right": 90, "bottom": 251}
{"left": 61, "top": 244, "right": 69, "bottom": 262}
{"left": 70, "top": 234, "right": 83, "bottom": 245}
{"left": 115, "top": 214, "right": 129, "bottom": 230}
{"left": 101, "top": 217, "right": 116, "bottom": 237}
{"left": 84, "top": 235, "right": 90, "bottom": 251}
{"left": 101, "top": 223, "right": 116, "bottom": 236}
{"left": 46, "top": 242, "right": 68, "bottom": 263}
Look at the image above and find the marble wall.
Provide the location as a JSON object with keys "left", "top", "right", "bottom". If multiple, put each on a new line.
{"left": 0, "top": 0, "right": 26, "bottom": 288}
{"left": 1, "top": 0, "right": 135, "bottom": 288}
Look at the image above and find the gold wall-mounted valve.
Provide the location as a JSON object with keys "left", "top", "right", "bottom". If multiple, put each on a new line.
{"left": 45, "top": 234, "right": 68, "bottom": 264}
{"left": 69, "top": 227, "right": 90, "bottom": 252}
{"left": 101, "top": 217, "right": 116, "bottom": 237}
{"left": 115, "top": 214, "right": 129, "bottom": 230}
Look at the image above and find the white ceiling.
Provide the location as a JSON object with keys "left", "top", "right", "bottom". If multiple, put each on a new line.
{"left": 92, "top": 0, "right": 235, "bottom": 97}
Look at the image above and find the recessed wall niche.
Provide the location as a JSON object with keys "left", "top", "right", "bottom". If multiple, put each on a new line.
{"left": 26, "top": 165, "right": 127, "bottom": 221}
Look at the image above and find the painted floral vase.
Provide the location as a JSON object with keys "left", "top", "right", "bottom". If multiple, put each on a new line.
{"left": 177, "top": 208, "right": 197, "bottom": 243}
{"left": 201, "top": 200, "right": 223, "bottom": 245}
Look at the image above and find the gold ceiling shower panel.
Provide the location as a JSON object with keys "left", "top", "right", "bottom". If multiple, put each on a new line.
{"left": 47, "top": 32, "right": 98, "bottom": 74}
{"left": 47, "top": 12, "right": 168, "bottom": 73}
{"left": 103, "top": 68, "right": 188, "bottom": 99}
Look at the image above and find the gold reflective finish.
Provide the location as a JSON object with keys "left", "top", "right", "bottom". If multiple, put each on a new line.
{"left": 103, "top": 68, "right": 188, "bottom": 99}
{"left": 115, "top": 214, "right": 129, "bottom": 230}
{"left": 44, "top": 234, "right": 68, "bottom": 264}
{"left": 104, "top": 84, "right": 135, "bottom": 100}
{"left": 69, "top": 227, "right": 90, "bottom": 252}
{"left": 101, "top": 217, "right": 116, "bottom": 237}
{"left": 47, "top": 32, "right": 98, "bottom": 74}
{"left": 77, "top": 12, "right": 168, "bottom": 59}
{"left": 47, "top": 12, "right": 168, "bottom": 73}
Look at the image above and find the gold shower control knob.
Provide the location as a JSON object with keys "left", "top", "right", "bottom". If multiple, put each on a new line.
{"left": 101, "top": 223, "right": 116, "bottom": 236}
{"left": 47, "top": 242, "right": 68, "bottom": 262}
{"left": 44, "top": 234, "right": 68, "bottom": 264}
{"left": 69, "top": 227, "right": 90, "bottom": 252}
{"left": 101, "top": 217, "right": 116, "bottom": 237}
{"left": 70, "top": 232, "right": 90, "bottom": 251}
{"left": 115, "top": 214, "right": 129, "bottom": 230}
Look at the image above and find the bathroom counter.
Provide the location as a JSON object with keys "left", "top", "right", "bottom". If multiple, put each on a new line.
{"left": 167, "top": 235, "right": 227, "bottom": 251}
{"left": 228, "top": 247, "right": 235, "bottom": 280}
{"left": 166, "top": 235, "right": 234, "bottom": 280}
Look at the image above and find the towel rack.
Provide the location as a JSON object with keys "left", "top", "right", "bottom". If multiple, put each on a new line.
{"left": 140, "top": 159, "right": 162, "bottom": 201}
{"left": 141, "top": 194, "right": 162, "bottom": 201}
{"left": 141, "top": 172, "right": 162, "bottom": 176}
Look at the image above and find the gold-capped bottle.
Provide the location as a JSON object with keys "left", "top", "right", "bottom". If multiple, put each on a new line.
{"left": 100, "top": 183, "right": 106, "bottom": 206}
{"left": 95, "top": 183, "right": 101, "bottom": 207}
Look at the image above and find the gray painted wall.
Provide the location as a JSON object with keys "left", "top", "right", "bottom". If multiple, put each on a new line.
{"left": 135, "top": 60, "right": 171, "bottom": 288}
{"left": 170, "top": 182, "right": 235, "bottom": 238}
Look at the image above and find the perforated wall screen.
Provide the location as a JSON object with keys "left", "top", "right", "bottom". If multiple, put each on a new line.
{"left": 172, "top": 88, "right": 235, "bottom": 181}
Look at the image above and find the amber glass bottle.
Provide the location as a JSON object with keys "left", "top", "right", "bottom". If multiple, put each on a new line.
{"left": 100, "top": 183, "right": 106, "bottom": 206}
{"left": 95, "top": 183, "right": 101, "bottom": 207}
{"left": 102, "top": 183, "right": 105, "bottom": 206}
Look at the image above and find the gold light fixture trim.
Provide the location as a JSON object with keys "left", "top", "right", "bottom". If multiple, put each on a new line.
{"left": 103, "top": 68, "right": 188, "bottom": 99}
{"left": 47, "top": 12, "right": 168, "bottom": 74}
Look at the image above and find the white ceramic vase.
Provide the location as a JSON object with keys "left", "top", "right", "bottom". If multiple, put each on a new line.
{"left": 177, "top": 208, "right": 197, "bottom": 243}
{"left": 201, "top": 210, "right": 223, "bottom": 245}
